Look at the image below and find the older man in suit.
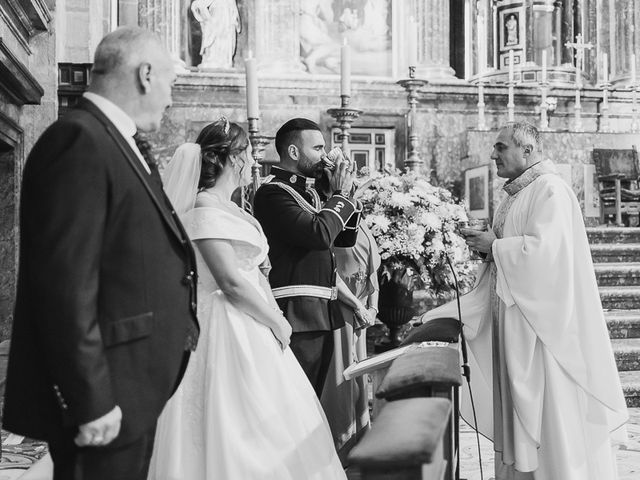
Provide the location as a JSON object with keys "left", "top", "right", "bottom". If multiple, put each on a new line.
{"left": 3, "top": 27, "right": 198, "bottom": 480}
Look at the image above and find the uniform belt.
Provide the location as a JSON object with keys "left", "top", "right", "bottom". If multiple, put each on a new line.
{"left": 271, "top": 285, "right": 338, "bottom": 300}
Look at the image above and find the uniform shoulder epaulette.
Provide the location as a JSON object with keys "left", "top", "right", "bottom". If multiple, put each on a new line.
{"left": 269, "top": 180, "right": 322, "bottom": 213}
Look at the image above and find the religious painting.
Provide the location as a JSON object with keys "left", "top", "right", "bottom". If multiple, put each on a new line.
{"left": 300, "top": 0, "right": 393, "bottom": 76}
{"left": 464, "top": 164, "right": 491, "bottom": 220}
{"left": 498, "top": 5, "right": 525, "bottom": 52}
{"left": 583, "top": 164, "right": 601, "bottom": 217}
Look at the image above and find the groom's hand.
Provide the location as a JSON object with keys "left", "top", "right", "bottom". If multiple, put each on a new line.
{"left": 75, "top": 405, "right": 122, "bottom": 447}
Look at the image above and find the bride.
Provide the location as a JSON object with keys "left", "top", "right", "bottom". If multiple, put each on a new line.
{"left": 147, "top": 118, "right": 346, "bottom": 480}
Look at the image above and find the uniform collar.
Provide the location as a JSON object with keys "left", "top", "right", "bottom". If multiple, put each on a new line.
{"left": 271, "top": 166, "right": 308, "bottom": 190}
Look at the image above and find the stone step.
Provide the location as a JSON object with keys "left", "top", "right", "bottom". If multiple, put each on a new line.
{"left": 612, "top": 338, "right": 640, "bottom": 371}
{"left": 600, "top": 286, "right": 640, "bottom": 309}
{"left": 606, "top": 310, "right": 640, "bottom": 338}
{"left": 619, "top": 371, "right": 640, "bottom": 408}
{"left": 595, "top": 263, "right": 640, "bottom": 286}
{"left": 591, "top": 244, "right": 640, "bottom": 263}
{"left": 587, "top": 227, "right": 640, "bottom": 245}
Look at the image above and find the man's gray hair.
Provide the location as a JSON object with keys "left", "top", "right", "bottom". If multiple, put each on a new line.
{"left": 92, "top": 26, "right": 161, "bottom": 76}
{"left": 504, "top": 121, "right": 543, "bottom": 153}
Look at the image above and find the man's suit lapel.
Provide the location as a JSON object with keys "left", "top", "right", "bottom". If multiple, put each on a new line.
{"left": 77, "top": 99, "right": 185, "bottom": 243}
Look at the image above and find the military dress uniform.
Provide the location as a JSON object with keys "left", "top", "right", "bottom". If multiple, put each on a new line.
{"left": 254, "top": 167, "right": 361, "bottom": 396}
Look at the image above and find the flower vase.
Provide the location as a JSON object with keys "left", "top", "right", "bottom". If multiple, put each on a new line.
{"left": 376, "top": 277, "right": 415, "bottom": 351}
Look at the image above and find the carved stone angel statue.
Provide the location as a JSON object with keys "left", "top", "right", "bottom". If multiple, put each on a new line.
{"left": 191, "top": 0, "right": 241, "bottom": 69}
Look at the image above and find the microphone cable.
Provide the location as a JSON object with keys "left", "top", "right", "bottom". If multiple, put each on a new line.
{"left": 445, "top": 252, "right": 484, "bottom": 480}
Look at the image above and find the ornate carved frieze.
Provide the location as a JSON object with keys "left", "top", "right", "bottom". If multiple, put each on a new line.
{"left": 0, "top": 110, "right": 23, "bottom": 151}
{"left": 0, "top": 38, "right": 44, "bottom": 105}
{"left": 0, "top": 0, "right": 51, "bottom": 51}
{"left": 413, "top": 0, "right": 457, "bottom": 81}
{"left": 138, "top": 0, "right": 182, "bottom": 65}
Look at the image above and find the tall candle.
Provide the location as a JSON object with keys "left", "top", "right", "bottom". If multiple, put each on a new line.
{"left": 632, "top": 53, "right": 637, "bottom": 85}
{"left": 602, "top": 53, "right": 609, "bottom": 84}
{"left": 340, "top": 38, "right": 351, "bottom": 97}
{"left": 407, "top": 17, "right": 418, "bottom": 69}
{"left": 245, "top": 52, "right": 259, "bottom": 119}
{"left": 477, "top": 17, "right": 486, "bottom": 75}
{"left": 541, "top": 49, "right": 547, "bottom": 83}
{"left": 508, "top": 50, "right": 514, "bottom": 82}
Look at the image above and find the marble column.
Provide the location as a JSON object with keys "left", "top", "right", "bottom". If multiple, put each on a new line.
{"left": 249, "top": 0, "right": 303, "bottom": 73}
{"left": 611, "top": 0, "right": 639, "bottom": 85}
{"left": 118, "top": 0, "right": 139, "bottom": 26}
{"left": 525, "top": 0, "right": 535, "bottom": 63}
{"left": 595, "top": 0, "right": 612, "bottom": 84}
{"left": 560, "top": 0, "right": 574, "bottom": 64}
{"left": 532, "top": 0, "right": 554, "bottom": 65}
{"left": 490, "top": 0, "right": 497, "bottom": 71}
{"left": 475, "top": 0, "right": 492, "bottom": 77}
{"left": 138, "top": 0, "right": 185, "bottom": 69}
{"left": 413, "top": 0, "right": 457, "bottom": 82}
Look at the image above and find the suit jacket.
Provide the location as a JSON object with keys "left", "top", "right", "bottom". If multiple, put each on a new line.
{"left": 3, "top": 99, "right": 199, "bottom": 447}
{"left": 254, "top": 167, "right": 360, "bottom": 333}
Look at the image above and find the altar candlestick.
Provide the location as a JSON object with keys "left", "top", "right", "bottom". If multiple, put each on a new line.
{"left": 245, "top": 52, "right": 259, "bottom": 119}
{"left": 407, "top": 17, "right": 418, "bottom": 70}
{"left": 602, "top": 53, "right": 609, "bottom": 84}
{"left": 340, "top": 39, "right": 351, "bottom": 97}
{"left": 541, "top": 50, "right": 547, "bottom": 83}
{"left": 508, "top": 50, "right": 514, "bottom": 83}
{"left": 632, "top": 53, "right": 637, "bottom": 85}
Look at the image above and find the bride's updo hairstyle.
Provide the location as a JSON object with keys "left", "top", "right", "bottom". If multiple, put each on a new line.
{"left": 196, "top": 117, "right": 249, "bottom": 190}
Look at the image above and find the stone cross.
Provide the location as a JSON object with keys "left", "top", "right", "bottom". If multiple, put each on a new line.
{"left": 565, "top": 33, "right": 593, "bottom": 74}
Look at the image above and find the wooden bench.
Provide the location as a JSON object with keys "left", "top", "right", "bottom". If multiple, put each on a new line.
{"left": 348, "top": 397, "right": 451, "bottom": 480}
{"left": 375, "top": 346, "right": 462, "bottom": 480}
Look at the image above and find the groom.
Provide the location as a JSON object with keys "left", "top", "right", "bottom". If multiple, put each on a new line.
{"left": 254, "top": 118, "right": 360, "bottom": 397}
{"left": 3, "top": 27, "right": 198, "bottom": 480}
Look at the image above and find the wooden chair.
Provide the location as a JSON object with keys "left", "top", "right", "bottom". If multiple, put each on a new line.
{"left": 400, "top": 319, "right": 462, "bottom": 480}
{"left": 592, "top": 146, "right": 640, "bottom": 226}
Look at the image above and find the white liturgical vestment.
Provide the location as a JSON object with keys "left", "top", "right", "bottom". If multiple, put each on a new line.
{"left": 419, "top": 161, "right": 628, "bottom": 480}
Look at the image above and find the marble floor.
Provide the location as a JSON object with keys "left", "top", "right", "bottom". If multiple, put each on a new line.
{"left": 459, "top": 408, "right": 640, "bottom": 480}
{"left": 3, "top": 408, "right": 640, "bottom": 479}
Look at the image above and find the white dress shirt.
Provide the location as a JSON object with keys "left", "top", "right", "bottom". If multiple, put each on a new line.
{"left": 83, "top": 92, "right": 151, "bottom": 174}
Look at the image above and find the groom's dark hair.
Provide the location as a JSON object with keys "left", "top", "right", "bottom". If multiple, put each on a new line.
{"left": 275, "top": 118, "right": 322, "bottom": 158}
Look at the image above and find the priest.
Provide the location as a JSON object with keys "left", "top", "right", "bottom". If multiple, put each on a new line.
{"left": 418, "top": 122, "right": 628, "bottom": 479}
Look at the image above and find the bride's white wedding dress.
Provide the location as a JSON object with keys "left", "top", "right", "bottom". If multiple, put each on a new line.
{"left": 148, "top": 192, "right": 346, "bottom": 480}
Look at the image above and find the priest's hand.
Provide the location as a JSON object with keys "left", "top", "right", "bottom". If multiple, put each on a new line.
{"left": 460, "top": 227, "right": 496, "bottom": 254}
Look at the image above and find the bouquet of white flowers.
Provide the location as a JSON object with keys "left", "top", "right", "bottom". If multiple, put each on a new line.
{"left": 358, "top": 170, "right": 474, "bottom": 296}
